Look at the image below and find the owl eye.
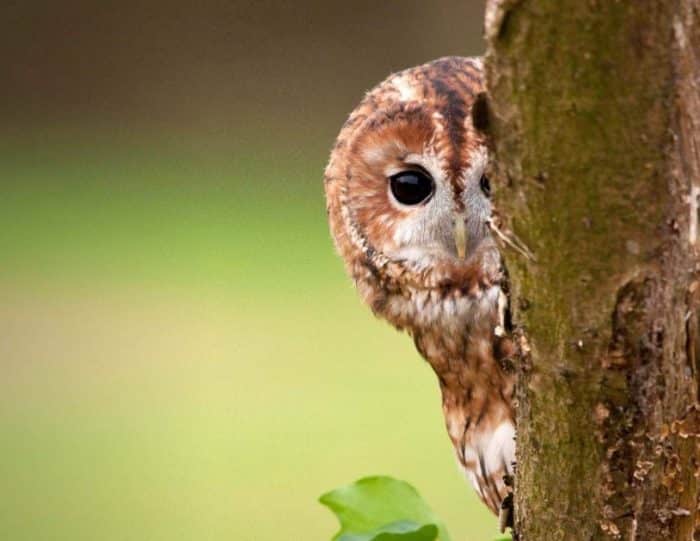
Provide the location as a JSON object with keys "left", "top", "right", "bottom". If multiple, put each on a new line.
{"left": 389, "top": 170, "right": 435, "bottom": 206}
{"left": 480, "top": 175, "right": 491, "bottom": 197}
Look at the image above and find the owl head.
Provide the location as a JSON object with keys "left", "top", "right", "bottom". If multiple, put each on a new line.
{"left": 324, "top": 57, "right": 500, "bottom": 327}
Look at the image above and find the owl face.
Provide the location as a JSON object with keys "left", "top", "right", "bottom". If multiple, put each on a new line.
{"left": 326, "top": 57, "right": 497, "bottom": 305}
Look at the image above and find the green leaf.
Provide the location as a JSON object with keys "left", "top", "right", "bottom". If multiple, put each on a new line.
{"left": 337, "top": 521, "right": 437, "bottom": 541}
{"left": 319, "top": 476, "right": 451, "bottom": 541}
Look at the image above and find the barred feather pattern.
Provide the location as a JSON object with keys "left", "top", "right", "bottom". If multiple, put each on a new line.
{"left": 324, "top": 57, "right": 516, "bottom": 516}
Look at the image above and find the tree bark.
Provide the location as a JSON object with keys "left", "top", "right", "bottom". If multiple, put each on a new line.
{"left": 483, "top": 1, "right": 700, "bottom": 539}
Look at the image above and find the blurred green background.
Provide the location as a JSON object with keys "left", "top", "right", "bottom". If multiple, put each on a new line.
{"left": 1, "top": 2, "right": 494, "bottom": 540}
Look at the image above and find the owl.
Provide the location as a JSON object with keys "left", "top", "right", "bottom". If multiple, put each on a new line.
{"left": 324, "top": 56, "right": 516, "bottom": 524}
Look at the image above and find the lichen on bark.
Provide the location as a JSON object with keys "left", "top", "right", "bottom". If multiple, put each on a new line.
{"left": 483, "top": 1, "right": 700, "bottom": 539}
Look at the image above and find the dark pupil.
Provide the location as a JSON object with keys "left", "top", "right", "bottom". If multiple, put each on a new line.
{"left": 480, "top": 175, "right": 491, "bottom": 196}
{"left": 389, "top": 170, "right": 434, "bottom": 205}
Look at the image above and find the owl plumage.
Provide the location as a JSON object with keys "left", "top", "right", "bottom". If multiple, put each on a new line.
{"left": 324, "top": 57, "right": 516, "bottom": 519}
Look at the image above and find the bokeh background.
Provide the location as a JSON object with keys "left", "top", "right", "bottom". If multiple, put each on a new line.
{"left": 1, "top": 2, "right": 493, "bottom": 539}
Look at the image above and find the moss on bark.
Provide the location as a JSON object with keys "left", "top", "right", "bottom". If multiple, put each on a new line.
{"left": 484, "top": 1, "right": 700, "bottom": 539}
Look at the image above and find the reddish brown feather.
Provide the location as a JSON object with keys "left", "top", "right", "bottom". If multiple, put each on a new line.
{"left": 324, "top": 57, "right": 515, "bottom": 518}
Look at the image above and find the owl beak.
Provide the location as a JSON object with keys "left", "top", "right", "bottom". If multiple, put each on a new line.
{"left": 454, "top": 215, "right": 467, "bottom": 259}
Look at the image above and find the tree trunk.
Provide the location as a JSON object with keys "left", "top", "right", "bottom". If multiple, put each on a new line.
{"left": 483, "top": 1, "right": 700, "bottom": 539}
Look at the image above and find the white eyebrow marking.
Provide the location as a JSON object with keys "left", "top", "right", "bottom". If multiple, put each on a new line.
{"left": 393, "top": 75, "right": 417, "bottom": 102}
{"left": 399, "top": 151, "right": 444, "bottom": 181}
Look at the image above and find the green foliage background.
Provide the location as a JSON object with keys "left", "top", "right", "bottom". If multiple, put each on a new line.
{"left": 1, "top": 147, "right": 495, "bottom": 540}
{"left": 1, "top": 2, "right": 494, "bottom": 540}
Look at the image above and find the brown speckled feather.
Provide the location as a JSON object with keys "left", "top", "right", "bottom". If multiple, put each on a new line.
{"left": 324, "top": 57, "right": 515, "bottom": 517}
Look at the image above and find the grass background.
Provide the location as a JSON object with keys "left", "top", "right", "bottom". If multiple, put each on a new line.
{"left": 1, "top": 2, "right": 495, "bottom": 539}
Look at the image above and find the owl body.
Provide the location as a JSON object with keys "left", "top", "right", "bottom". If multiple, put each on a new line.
{"left": 324, "top": 57, "right": 515, "bottom": 516}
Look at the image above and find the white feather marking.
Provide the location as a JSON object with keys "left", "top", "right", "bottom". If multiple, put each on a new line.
{"left": 361, "top": 145, "right": 387, "bottom": 165}
{"left": 393, "top": 75, "right": 417, "bottom": 102}
{"left": 484, "top": 421, "right": 516, "bottom": 476}
{"left": 465, "top": 145, "right": 488, "bottom": 172}
{"left": 495, "top": 289, "right": 508, "bottom": 337}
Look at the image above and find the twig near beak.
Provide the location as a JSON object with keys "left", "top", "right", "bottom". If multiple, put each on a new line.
{"left": 487, "top": 217, "right": 537, "bottom": 262}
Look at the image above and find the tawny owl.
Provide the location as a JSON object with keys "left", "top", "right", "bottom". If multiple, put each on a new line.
{"left": 324, "top": 56, "right": 516, "bottom": 522}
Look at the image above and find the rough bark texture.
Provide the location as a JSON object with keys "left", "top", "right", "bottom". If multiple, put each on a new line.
{"left": 483, "top": 1, "right": 700, "bottom": 539}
